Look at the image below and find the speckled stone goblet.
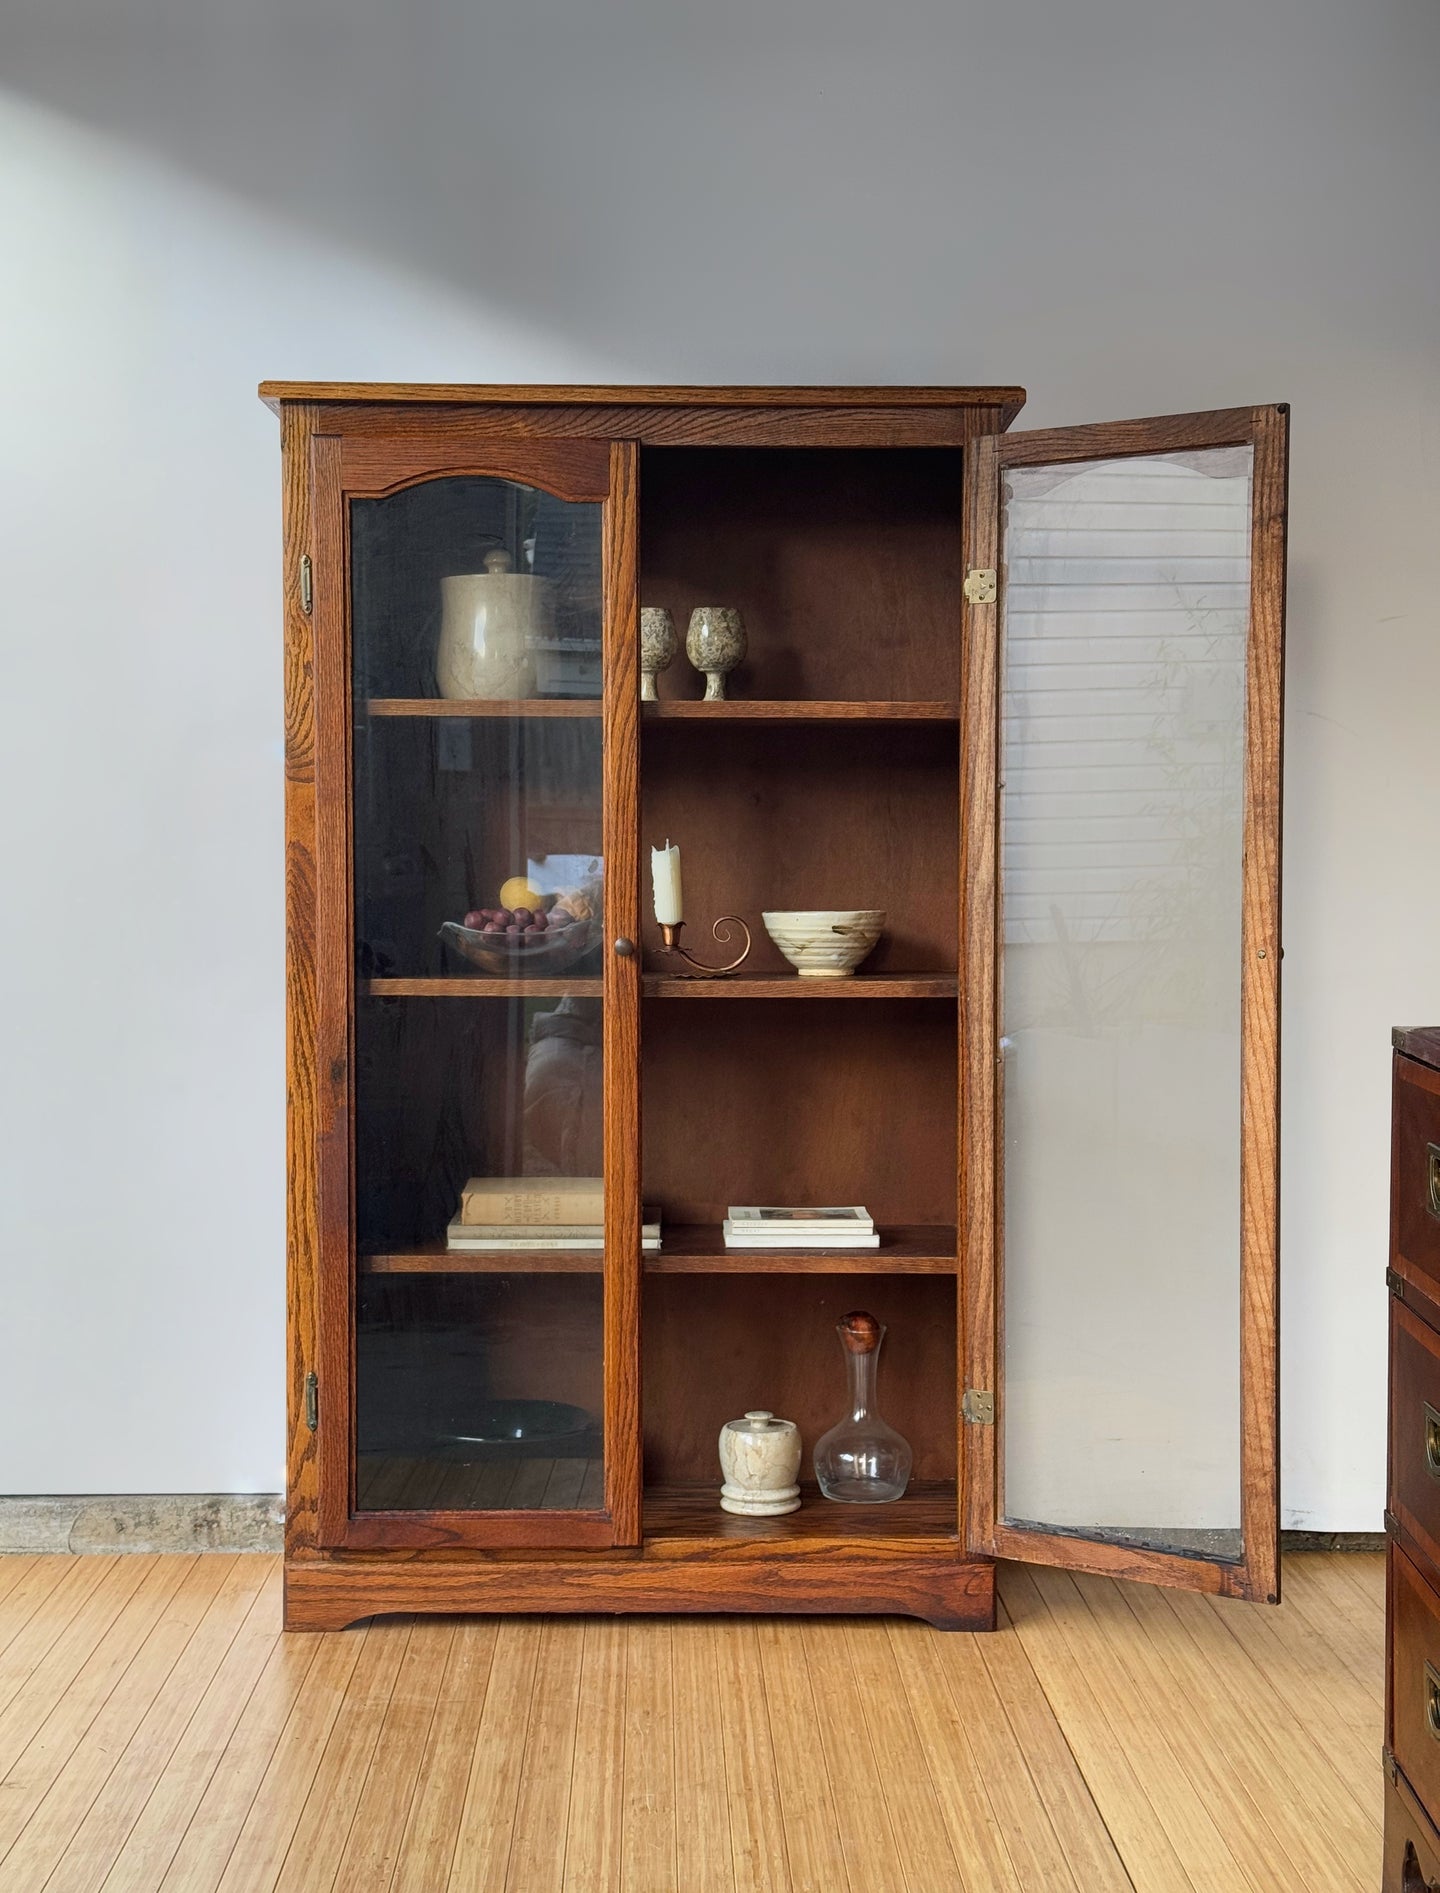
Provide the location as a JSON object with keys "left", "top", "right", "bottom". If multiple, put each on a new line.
{"left": 686, "top": 606, "right": 747, "bottom": 702}
{"left": 639, "top": 607, "right": 678, "bottom": 701}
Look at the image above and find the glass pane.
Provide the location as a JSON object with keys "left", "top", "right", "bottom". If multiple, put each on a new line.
{"left": 350, "top": 476, "right": 606, "bottom": 1514}
{"left": 999, "top": 445, "right": 1252, "bottom": 1561}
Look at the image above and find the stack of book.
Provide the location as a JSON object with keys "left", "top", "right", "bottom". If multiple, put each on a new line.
{"left": 722, "top": 1206, "right": 879, "bottom": 1250}
{"left": 446, "top": 1176, "right": 660, "bottom": 1252}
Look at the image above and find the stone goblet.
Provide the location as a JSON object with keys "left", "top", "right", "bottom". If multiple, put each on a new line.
{"left": 686, "top": 606, "right": 747, "bottom": 702}
{"left": 638, "top": 607, "right": 678, "bottom": 701}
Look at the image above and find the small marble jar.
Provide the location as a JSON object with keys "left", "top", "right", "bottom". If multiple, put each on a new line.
{"left": 686, "top": 606, "right": 747, "bottom": 701}
{"left": 718, "top": 1409, "right": 802, "bottom": 1516}
{"left": 639, "top": 606, "right": 678, "bottom": 701}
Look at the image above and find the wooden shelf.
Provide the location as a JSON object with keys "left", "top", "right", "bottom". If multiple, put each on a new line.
{"left": 643, "top": 1481, "right": 958, "bottom": 1547}
{"left": 370, "top": 698, "right": 957, "bottom": 721}
{"left": 651, "top": 1224, "right": 956, "bottom": 1273}
{"left": 367, "top": 698, "right": 600, "bottom": 718}
{"left": 361, "top": 1225, "right": 955, "bottom": 1276}
{"left": 644, "top": 700, "right": 958, "bottom": 722}
{"left": 643, "top": 974, "right": 956, "bottom": 999}
{"left": 363, "top": 1243, "right": 605, "bottom": 1274}
{"left": 367, "top": 977, "right": 602, "bottom": 998}
{"left": 367, "top": 975, "right": 952, "bottom": 999}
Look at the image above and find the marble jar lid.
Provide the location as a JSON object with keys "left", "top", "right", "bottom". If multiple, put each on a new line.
{"left": 724, "top": 1409, "right": 793, "bottom": 1435}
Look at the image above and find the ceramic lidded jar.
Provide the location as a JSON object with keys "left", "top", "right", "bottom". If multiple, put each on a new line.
{"left": 718, "top": 1409, "right": 802, "bottom": 1515}
{"left": 436, "top": 549, "right": 553, "bottom": 700}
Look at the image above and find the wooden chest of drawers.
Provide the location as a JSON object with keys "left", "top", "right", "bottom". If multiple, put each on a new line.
{"left": 1386, "top": 1028, "right": 1440, "bottom": 1889}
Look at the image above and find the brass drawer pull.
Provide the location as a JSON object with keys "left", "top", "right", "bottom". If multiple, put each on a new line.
{"left": 1405, "top": 1839, "right": 1440, "bottom": 1892}
{"left": 1426, "top": 1405, "right": 1440, "bottom": 1482}
{"left": 1428, "top": 1143, "right": 1440, "bottom": 1222}
{"left": 1427, "top": 1662, "right": 1440, "bottom": 1741}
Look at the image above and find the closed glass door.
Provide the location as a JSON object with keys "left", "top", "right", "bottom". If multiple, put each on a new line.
{"left": 310, "top": 435, "right": 640, "bottom": 1549}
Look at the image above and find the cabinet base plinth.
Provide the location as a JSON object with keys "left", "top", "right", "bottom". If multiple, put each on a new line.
{"left": 282, "top": 1550, "right": 995, "bottom": 1633}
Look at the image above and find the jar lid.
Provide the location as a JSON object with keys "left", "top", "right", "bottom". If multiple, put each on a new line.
{"left": 725, "top": 1409, "right": 790, "bottom": 1432}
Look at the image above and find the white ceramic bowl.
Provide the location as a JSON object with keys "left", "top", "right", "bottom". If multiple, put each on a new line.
{"left": 761, "top": 909, "right": 885, "bottom": 978}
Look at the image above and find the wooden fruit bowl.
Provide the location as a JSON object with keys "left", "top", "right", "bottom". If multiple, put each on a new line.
{"left": 438, "top": 918, "right": 600, "bottom": 977}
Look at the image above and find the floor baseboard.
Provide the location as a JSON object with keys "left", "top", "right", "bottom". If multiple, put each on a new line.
{"left": 0, "top": 1497, "right": 1385, "bottom": 1558}
{"left": 0, "top": 1494, "right": 283, "bottom": 1553}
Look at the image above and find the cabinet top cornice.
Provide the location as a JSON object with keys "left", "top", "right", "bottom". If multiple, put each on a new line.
{"left": 258, "top": 380, "right": 1027, "bottom": 419}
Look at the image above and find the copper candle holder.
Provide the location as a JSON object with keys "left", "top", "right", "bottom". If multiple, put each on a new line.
{"left": 657, "top": 916, "right": 753, "bottom": 977}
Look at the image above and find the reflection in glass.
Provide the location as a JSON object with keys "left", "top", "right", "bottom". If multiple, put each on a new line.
{"left": 349, "top": 473, "right": 608, "bottom": 1516}
{"left": 999, "top": 447, "right": 1252, "bottom": 1560}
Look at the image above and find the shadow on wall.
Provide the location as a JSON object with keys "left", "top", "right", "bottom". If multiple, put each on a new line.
{"left": 3, "top": 0, "right": 1438, "bottom": 384}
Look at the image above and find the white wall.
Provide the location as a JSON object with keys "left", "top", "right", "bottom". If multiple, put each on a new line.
{"left": 1, "top": 0, "right": 1436, "bottom": 1521}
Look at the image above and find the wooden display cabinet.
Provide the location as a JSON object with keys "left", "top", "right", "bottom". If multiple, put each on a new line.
{"left": 264, "top": 383, "right": 1288, "bottom": 1630}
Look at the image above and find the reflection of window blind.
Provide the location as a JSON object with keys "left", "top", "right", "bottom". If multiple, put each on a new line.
{"left": 1001, "top": 454, "right": 1251, "bottom": 946}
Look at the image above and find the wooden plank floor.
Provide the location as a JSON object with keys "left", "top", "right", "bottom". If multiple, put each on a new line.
{"left": 0, "top": 1552, "right": 1382, "bottom": 1891}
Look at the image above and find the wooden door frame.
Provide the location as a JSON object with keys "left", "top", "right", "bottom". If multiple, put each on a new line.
{"left": 297, "top": 423, "right": 642, "bottom": 1551}
{"left": 960, "top": 405, "right": 1288, "bottom": 1602}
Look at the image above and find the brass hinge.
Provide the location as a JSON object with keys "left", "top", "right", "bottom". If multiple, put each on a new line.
{"left": 304, "top": 1371, "right": 318, "bottom": 1432}
{"left": 963, "top": 567, "right": 997, "bottom": 605}
{"left": 963, "top": 1389, "right": 995, "bottom": 1425}
{"left": 300, "top": 554, "right": 313, "bottom": 616}
{"left": 1389, "top": 1267, "right": 1406, "bottom": 1300}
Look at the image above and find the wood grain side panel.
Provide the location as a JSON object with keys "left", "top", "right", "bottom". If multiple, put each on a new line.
{"left": 310, "top": 433, "right": 356, "bottom": 1549}
{"left": 603, "top": 441, "right": 643, "bottom": 1545}
{"left": 284, "top": 404, "right": 321, "bottom": 1556}
{"left": 1384, "top": 1759, "right": 1440, "bottom": 1893}
{"left": 1236, "top": 402, "right": 1288, "bottom": 1605}
{"left": 1394, "top": 1055, "right": 1440, "bottom": 1296}
{"left": 1391, "top": 1541, "right": 1440, "bottom": 1818}
{"left": 960, "top": 433, "right": 1000, "bottom": 1554}
{"left": 337, "top": 434, "right": 610, "bottom": 501}
{"left": 285, "top": 399, "right": 321, "bottom": 1552}
{"left": 282, "top": 1553, "right": 995, "bottom": 1633}
{"left": 1390, "top": 1296, "right": 1440, "bottom": 1579}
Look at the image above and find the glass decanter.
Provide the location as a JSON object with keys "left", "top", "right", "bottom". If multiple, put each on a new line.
{"left": 813, "top": 1310, "right": 913, "bottom": 1502}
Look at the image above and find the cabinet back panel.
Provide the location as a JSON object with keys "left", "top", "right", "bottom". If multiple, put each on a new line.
{"left": 641, "top": 721, "right": 959, "bottom": 975}
{"left": 642, "top": 998, "right": 957, "bottom": 1227}
{"left": 639, "top": 447, "right": 964, "bottom": 702}
{"left": 643, "top": 1274, "right": 956, "bottom": 1484}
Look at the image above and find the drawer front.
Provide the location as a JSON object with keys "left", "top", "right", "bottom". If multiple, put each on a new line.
{"left": 1395, "top": 1055, "right": 1440, "bottom": 1295}
{"left": 1387, "top": 1761, "right": 1440, "bottom": 1892}
{"left": 1392, "top": 1544, "right": 1440, "bottom": 1815}
{"left": 1393, "top": 1298, "right": 1440, "bottom": 1572}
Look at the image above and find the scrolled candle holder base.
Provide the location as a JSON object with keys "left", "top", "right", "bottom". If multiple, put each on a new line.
{"left": 657, "top": 916, "right": 753, "bottom": 977}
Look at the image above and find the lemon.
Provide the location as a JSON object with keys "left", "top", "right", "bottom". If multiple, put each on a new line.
{"left": 499, "top": 875, "right": 544, "bottom": 912}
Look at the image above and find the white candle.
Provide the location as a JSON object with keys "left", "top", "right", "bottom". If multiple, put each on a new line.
{"left": 651, "top": 841, "right": 684, "bottom": 926}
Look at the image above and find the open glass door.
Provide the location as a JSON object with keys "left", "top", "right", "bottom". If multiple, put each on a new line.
{"left": 309, "top": 430, "right": 642, "bottom": 1551}
{"left": 961, "top": 407, "right": 1287, "bottom": 1601}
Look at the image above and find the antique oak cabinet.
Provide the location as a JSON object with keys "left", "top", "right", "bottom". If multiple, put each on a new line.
{"left": 263, "top": 383, "right": 1288, "bottom": 1631}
